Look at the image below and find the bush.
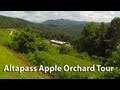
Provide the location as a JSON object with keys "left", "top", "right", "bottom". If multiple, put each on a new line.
{"left": 59, "top": 45, "right": 73, "bottom": 54}
{"left": 91, "top": 55, "right": 108, "bottom": 65}
{"left": 102, "top": 67, "right": 120, "bottom": 79}
{"left": 28, "top": 51, "right": 53, "bottom": 66}
{"left": 34, "top": 51, "right": 49, "bottom": 65}
{"left": 10, "top": 28, "right": 49, "bottom": 53}
{"left": 10, "top": 28, "right": 37, "bottom": 53}
{"left": 35, "top": 38, "right": 49, "bottom": 52}
{"left": 76, "top": 52, "right": 91, "bottom": 60}
{"left": 106, "top": 43, "right": 120, "bottom": 67}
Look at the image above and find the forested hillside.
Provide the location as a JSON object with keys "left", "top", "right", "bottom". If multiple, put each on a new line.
{"left": 0, "top": 15, "right": 32, "bottom": 28}
{"left": 0, "top": 15, "right": 88, "bottom": 36}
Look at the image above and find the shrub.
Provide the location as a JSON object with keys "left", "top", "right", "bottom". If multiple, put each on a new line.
{"left": 91, "top": 55, "right": 108, "bottom": 65}
{"left": 10, "top": 28, "right": 49, "bottom": 53}
{"left": 102, "top": 67, "right": 120, "bottom": 79}
{"left": 76, "top": 52, "right": 91, "bottom": 60}
{"left": 34, "top": 51, "right": 49, "bottom": 65}
{"left": 106, "top": 43, "right": 120, "bottom": 67}
{"left": 35, "top": 38, "right": 49, "bottom": 52}
{"left": 10, "top": 28, "right": 37, "bottom": 53}
{"left": 59, "top": 45, "right": 73, "bottom": 54}
{"left": 28, "top": 51, "right": 52, "bottom": 65}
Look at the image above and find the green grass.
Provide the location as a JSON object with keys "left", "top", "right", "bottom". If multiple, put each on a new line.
{"left": 0, "top": 45, "right": 50, "bottom": 79}
{"left": 29, "top": 50, "right": 103, "bottom": 79}
{"left": 0, "top": 29, "right": 12, "bottom": 44}
{"left": 0, "top": 29, "right": 50, "bottom": 79}
{"left": 48, "top": 53, "right": 103, "bottom": 79}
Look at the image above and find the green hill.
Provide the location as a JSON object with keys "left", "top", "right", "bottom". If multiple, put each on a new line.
{"left": 0, "top": 29, "right": 103, "bottom": 79}
{"left": 0, "top": 29, "right": 50, "bottom": 79}
{"left": 0, "top": 15, "right": 32, "bottom": 28}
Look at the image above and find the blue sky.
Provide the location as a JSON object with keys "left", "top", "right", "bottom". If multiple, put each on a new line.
{"left": 0, "top": 11, "right": 120, "bottom": 23}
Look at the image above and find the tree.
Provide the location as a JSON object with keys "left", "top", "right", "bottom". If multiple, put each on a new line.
{"left": 71, "top": 36, "right": 85, "bottom": 53}
{"left": 11, "top": 28, "right": 37, "bottom": 53}
{"left": 99, "top": 22, "right": 108, "bottom": 36}
{"left": 84, "top": 22, "right": 99, "bottom": 55}
{"left": 72, "top": 22, "right": 99, "bottom": 55}
{"left": 97, "top": 22, "right": 108, "bottom": 56}
{"left": 104, "top": 17, "right": 120, "bottom": 57}
{"left": 110, "top": 17, "right": 120, "bottom": 36}
{"left": 107, "top": 17, "right": 120, "bottom": 46}
{"left": 10, "top": 28, "right": 49, "bottom": 53}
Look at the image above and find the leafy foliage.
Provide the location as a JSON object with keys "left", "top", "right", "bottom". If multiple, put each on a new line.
{"left": 72, "top": 22, "right": 99, "bottom": 55}
{"left": 106, "top": 44, "right": 120, "bottom": 67}
{"left": 0, "top": 15, "right": 32, "bottom": 28}
{"left": 59, "top": 45, "right": 73, "bottom": 54}
{"left": 10, "top": 28, "right": 49, "bottom": 53}
{"left": 38, "top": 30, "right": 74, "bottom": 42}
{"left": 102, "top": 68, "right": 120, "bottom": 79}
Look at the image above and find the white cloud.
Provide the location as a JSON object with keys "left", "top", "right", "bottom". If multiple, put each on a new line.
{"left": 77, "top": 11, "right": 114, "bottom": 22}
{"left": 0, "top": 11, "right": 119, "bottom": 23}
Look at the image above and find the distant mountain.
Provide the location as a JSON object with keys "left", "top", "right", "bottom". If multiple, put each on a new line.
{"left": 42, "top": 19, "right": 87, "bottom": 26}
{"left": 41, "top": 19, "right": 88, "bottom": 36}
{"left": 0, "top": 15, "right": 104, "bottom": 36}
{"left": 0, "top": 15, "right": 33, "bottom": 28}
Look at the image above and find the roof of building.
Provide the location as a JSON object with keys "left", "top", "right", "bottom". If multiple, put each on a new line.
{"left": 50, "top": 40, "right": 66, "bottom": 45}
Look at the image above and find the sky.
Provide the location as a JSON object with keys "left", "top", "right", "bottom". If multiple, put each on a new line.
{"left": 0, "top": 11, "right": 120, "bottom": 23}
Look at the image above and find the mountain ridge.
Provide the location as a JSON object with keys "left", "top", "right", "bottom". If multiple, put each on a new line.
{"left": 0, "top": 15, "right": 108, "bottom": 36}
{"left": 41, "top": 18, "right": 88, "bottom": 26}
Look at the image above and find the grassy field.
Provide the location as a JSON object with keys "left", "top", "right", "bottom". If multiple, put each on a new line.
{"left": 0, "top": 29, "right": 12, "bottom": 44}
{"left": 0, "top": 45, "right": 50, "bottom": 79}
